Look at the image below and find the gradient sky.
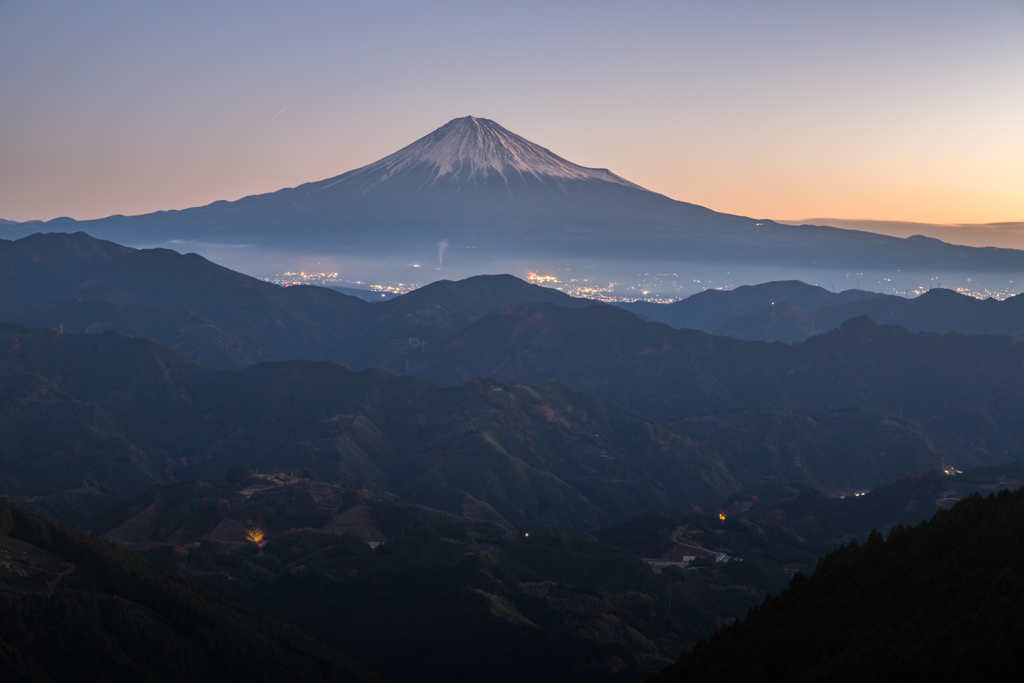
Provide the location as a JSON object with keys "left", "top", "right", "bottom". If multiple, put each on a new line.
{"left": 2, "top": 0, "right": 1022, "bottom": 231}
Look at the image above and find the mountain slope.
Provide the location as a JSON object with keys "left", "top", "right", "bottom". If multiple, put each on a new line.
{"left": 0, "top": 233, "right": 373, "bottom": 367}
{"left": 713, "top": 287, "right": 1024, "bottom": 343}
{"left": 0, "top": 498, "right": 378, "bottom": 683}
{"left": 395, "top": 304, "right": 1024, "bottom": 465}
{"left": 0, "top": 232, "right": 606, "bottom": 369}
{"left": 618, "top": 281, "right": 1024, "bottom": 344}
{"left": 13, "top": 117, "right": 1024, "bottom": 271}
{"left": 347, "top": 273, "right": 602, "bottom": 365}
{"left": 0, "top": 232, "right": 135, "bottom": 318}
{"left": 0, "top": 323, "right": 738, "bottom": 528}
{"left": 653, "top": 489, "right": 1024, "bottom": 682}
{"left": 16, "top": 298, "right": 262, "bottom": 369}
{"left": 616, "top": 281, "right": 878, "bottom": 331}
{"left": 670, "top": 407, "right": 972, "bottom": 493}
{"left": 722, "top": 464, "right": 1024, "bottom": 545}
{"left": 91, "top": 477, "right": 782, "bottom": 682}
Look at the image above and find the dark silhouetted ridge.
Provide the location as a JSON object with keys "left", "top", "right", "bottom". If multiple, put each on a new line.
{"left": 654, "top": 489, "right": 1024, "bottom": 682}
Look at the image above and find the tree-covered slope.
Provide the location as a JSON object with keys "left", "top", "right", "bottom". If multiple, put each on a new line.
{"left": 653, "top": 488, "right": 1024, "bottom": 682}
{"left": 334, "top": 273, "right": 603, "bottom": 367}
{"left": 0, "top": 498, "right": 377, "bottom": 683}
{"left": 97, "top": 478, "right": 784, "bottom": 683}
{"left": 398, "top": 304, "right": 1024, "bottom": 463}
{"left": 0, "top": 323, "right": 736, "bottom": 528}
{"left": 16, "top": 297, "right": 261, "bottom": 369}
{"left": 0, "top": 232, "right": 134, "bottom": 316}
{"left": 668, "top": 407, "right": 973, "bottom": 493}
{"left": 0, "top": 234, "right": 374, "bottom": 368}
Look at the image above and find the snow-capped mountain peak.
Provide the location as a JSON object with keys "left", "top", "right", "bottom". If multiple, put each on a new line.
{"left": 346, "top": 116, "right": 646, "bottom": 190}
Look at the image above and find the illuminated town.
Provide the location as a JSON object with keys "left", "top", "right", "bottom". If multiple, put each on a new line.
{"left": 262, "top": 272, "right": 421, "bottom": 297}
{"left": 262, "top": 269, "right": 1020, "bottom": 304}
{"left": 526, "top": 271, "right": 691, "bottom": 302}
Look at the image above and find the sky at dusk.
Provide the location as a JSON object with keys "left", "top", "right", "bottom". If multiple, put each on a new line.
{"left": 2, "top": 0, "right": 1022, "bottom": 236}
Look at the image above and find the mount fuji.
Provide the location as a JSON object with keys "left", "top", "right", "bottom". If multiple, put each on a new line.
{"left": 9, "top": 115, "right": 1024, "bottom": 272}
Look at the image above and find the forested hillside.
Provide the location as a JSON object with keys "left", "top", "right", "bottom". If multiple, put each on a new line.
{"left": 654, "top": 489, "right": 1024, "bottom": 681}
{"left": 88, "top": 475, "right": 811, "bottom": 682}
{"left": 0, "top": 323, "right": 736, "bottom": 528}
{"left": 399, "top": 305, "right": 1024, "bottom": 464}
{"left": 0, "top": 498, "right": 377, "bottom": 683}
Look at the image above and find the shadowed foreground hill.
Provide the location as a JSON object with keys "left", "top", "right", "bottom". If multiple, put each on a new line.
{"left": 94, "top": 477, "right": 797, "bottom": 683}
{"left": 600, "top": 464, "right": 1024, "bottom": 554}
{"left": 0, "top": 498, "right": 377, "bottom": 683}
{"left": 653, "top": 489, "right": 1024, "bottom": 682}
{"left": 0, "top": 323, "right": 736, "bottom": 529}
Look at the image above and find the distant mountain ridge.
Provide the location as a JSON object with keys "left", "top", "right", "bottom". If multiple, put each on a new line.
{"left": 0, "top": 232, "right": 603, "bottom": 369}
{"left": 10, "top": 235, "right": 1024, "bottom": 511}
{"left": 710, "top": 286, "right": 1024, "bottom": 342}
{"left": 5, "top": 116, "right": 1024, "bottom": 271}
{"left": 8, "top": 232, "right": 1024, "bottom": 373}
{"left": 9, "top": 229, "right": 1024, "bottom": 418}
{"left": 617, "top": 281, "right": 878, "bottom": 331}
{"left": 621, "top": 280, "right": 1024, "bottom": 343}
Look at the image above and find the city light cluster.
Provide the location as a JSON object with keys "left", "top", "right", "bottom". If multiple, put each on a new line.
{"left": 261, "top": 272, "right": 420, "bottom": 296}
{"left": 263, "top": 272, "right": 343, "bottom": 287}
{"left": 526, "top": 271, "right": 706, "bottom": 303}
{"left": 369, "top": 283, "right": 419, "bottom": 295}
{"left": 263, "top": 268, "right": 1021, "bottom": 305}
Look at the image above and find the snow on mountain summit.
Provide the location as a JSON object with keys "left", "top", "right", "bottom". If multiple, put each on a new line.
{"left": 344, "top": 116, "right": 646, "bottom": 190}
